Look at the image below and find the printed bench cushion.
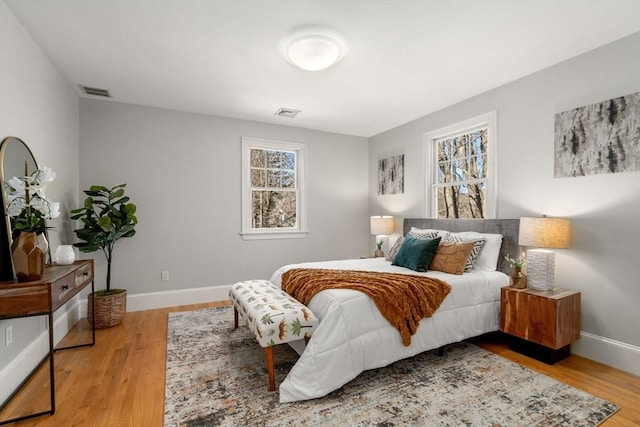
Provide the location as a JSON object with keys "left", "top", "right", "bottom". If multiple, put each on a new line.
{"left": 229, "top": 280, "right": 319, "bottom": 347}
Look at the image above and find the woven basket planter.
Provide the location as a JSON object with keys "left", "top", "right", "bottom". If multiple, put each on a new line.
{"left": 88, "top": 290, "right": 127, "bottom": 329}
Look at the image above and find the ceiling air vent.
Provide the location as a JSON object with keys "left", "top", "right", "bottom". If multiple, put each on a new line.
{"left": 274, "top": 107, "right": 301, "bottom": 118}
{"left": 79, "top": 85, "right": 111, "bottom": 98}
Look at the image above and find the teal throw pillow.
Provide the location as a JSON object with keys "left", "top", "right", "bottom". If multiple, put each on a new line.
{"left": 392, "top": 235, "right": 441, "bottom": 272}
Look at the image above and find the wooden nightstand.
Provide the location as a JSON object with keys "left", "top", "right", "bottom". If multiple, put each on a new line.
{"left": 500, "top": 286, "right": 580, "bottom": 364}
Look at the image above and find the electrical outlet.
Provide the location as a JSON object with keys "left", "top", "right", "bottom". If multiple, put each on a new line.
{"left": 5, "top": 326, "right": 12, "bottom": 346}
{"left": 161, "top": 271, "right": 169, "bottom": 282}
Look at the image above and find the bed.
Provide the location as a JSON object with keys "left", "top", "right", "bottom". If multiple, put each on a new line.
{"left": 269, "top": 218, "right": 519, "bottom": 403}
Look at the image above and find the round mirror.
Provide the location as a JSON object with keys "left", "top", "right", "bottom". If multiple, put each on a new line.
{"left": 0, "top": 137, "right": 40, "bottom": 281}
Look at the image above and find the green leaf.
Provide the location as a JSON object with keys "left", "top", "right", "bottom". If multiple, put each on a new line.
{"left": 111, "top": 188, "right": 125, "bottom": 198}
{"left": 123, "top": 203, "right": 137, "bottom": 216}
{"left": 112, "top": 196, "right": 130, "bottom": 206}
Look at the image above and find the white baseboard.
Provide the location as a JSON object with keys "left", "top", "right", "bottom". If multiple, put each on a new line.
{"left": 572, "top": 331, "right": 640, "bottom": 376}
{"left": 0, "top": 297, "right": 81, "bottom": 407}
{"left": 115, "top": 285, "right": 231, "bottom": 313}
{"left": 125, "top": 284, "right": 232, "bottom": 312}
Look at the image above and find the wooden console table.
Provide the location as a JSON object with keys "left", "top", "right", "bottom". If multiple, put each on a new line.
{"left": 0, "top": 260, "right": 95, "bottom": 425}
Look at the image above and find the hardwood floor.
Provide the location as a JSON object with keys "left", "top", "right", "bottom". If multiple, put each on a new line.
{"left": 2, "top": 301, "right": 638, "bottom": 426}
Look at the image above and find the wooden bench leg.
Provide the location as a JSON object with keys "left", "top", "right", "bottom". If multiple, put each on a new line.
{"left": 265, "top": 346, "right": 275, "bottom": 392}
{"left": 233, "top": 307, "right": 239, "bottom": 329}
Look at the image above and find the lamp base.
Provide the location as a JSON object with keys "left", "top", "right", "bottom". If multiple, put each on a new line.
{"left": 526, "top": 249, "right": 555, "bottom": 291}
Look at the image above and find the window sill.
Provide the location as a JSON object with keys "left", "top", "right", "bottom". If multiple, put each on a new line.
{"left": 240, "top": 230, "right": 309, "bottom": 241}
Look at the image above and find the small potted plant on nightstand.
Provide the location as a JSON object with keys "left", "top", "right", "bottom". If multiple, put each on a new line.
{"left": 504, "top": 254, "right": 527, "bottom": 289}
{"left": 71, "top": 184, "right": 137, "bottom": 328}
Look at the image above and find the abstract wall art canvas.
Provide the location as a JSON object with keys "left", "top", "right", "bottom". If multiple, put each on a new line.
{"left": 554, "top": 92, "right": 640, "bottom": 177}
{"left": 378, "top": 154, "right": 404, "bottom": 195}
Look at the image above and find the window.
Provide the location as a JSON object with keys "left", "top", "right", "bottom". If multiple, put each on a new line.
{"left": 241, "top": 137, "right": 307, "bottom": 240}
{"left": 424, "top": 112, "right": 497, "bottom": 219}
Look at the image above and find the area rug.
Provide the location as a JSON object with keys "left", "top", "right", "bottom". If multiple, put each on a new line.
{"left": 164, "top": 306, "right": 619, "bottom": 426}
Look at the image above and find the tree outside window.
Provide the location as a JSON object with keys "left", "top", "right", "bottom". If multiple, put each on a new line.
{"left": 424, "top": 112, "right": 497, "bottom": 219}
{"left": 241, "top": 137, "right": 307, "bottom": 240}
{"left": 250, "top": 148, "right": 297, "bottom": 228}
{"left": 435, "top": 127, "right": 487, "bottom": 219}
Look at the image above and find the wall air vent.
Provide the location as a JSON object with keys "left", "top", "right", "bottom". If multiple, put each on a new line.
{"left": 79, "top": 85, "right": 111, "bottom": 98}
{"left": 274, "top": 108, "right": 301, "bottom": 118}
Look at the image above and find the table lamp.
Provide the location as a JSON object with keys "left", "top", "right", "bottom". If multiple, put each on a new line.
{"left": 370, "top": 215, "right": 394, "bottom": 257}
{"left": 518, "top": 216, "right": 571, "bottom": 291}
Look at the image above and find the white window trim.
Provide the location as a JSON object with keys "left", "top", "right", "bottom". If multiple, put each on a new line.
{"left": 240, "top": 136, "right": 308, "bottom": 240}
{"left": 423, "top": 111, "right": 497, "bottom": 219}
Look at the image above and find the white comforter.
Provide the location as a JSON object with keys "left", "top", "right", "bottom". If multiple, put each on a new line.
{"left": 270, "top": 258, "right": 508, "bottom": 403}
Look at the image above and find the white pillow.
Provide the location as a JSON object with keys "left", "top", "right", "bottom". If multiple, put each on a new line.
{"left": 449, "top": 231, "right": 503, "bottom": 271}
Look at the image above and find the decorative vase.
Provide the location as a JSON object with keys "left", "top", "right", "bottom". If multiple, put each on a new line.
{"left": 11, "top": 232, "right": 46, "bottom": 282}
{"left": 510, "top": 266, "right": 527, "bottom": 289}
{"left": 37, "top": 233, "right": 49, "bottom": 264}
{"left": 374, "top": 249, "right": 384, "bottom": 258}
{"left": 55, "top": 245, "right": 76, "bottom": 265}
{"left": 88, "top": 290, "right": 127, "bottom": 329}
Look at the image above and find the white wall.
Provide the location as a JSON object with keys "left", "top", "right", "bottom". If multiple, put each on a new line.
{"left": 369, "top": 32, "right": 640, "bottom": 374}
{"left": 79, "top": 99, "right": 370, "bottom": 301}
{"left": 0, "top": 0, "right": 80, "bottom": 398}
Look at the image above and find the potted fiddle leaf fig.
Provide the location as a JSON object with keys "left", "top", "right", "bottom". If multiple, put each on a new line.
{"left": 71, "top": 184, "right": 137, "bottom": 328}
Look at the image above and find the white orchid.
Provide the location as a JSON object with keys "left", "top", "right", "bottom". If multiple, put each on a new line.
{"left": 5, "top": 166, "right": 60, "bottom": 233}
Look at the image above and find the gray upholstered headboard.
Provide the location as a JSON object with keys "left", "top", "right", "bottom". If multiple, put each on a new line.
{"left": 403, "top": 218, "right": 519, "bottom": 275}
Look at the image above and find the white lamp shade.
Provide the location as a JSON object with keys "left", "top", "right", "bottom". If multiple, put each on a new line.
{"left": 370, "top": 216, "right": 394, "bottom": 236}
{"left": 518, "top": 217, "right": 571, "bottom": 248}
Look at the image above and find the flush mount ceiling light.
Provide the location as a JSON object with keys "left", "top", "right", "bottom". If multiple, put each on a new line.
{"left": 282, "top": 26, "right": 346, "bottom": 71}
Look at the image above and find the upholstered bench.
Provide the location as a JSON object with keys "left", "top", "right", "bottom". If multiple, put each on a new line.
{"left": 229, "top": 279, "right": 319, "bottom": 391}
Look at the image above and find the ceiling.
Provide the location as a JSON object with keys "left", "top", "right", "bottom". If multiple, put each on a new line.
{"left": 5, "top": 1, "right": 640, "bottom": 138}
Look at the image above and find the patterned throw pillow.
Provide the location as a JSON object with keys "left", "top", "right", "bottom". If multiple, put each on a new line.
{"left": 386, "top": 236, "right": 405, "bottom": 261}
{"left": 409, "top": 228, "right": 449, "bottom": 239}
{"left": 428, "top": 240, "right": 475, "bottom": 275}
{"left": 409, "top": 227, "right": 450, "bottom": 238}
{"left": 444, "top": 235, "right": 487, "bottom": 272}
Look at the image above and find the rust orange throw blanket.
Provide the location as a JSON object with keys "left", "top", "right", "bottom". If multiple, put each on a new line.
{"left": 281, "top": 268, "right": 451, "bottom": 346}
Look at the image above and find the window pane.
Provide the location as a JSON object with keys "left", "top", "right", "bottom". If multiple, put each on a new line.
{"left": 266, "top": 170, "right": 281, "bottom": 187}
{"left": 469, "top": 155, "right": 487, "bottom": 179}
{"left": 281, "top": 151, "right": 296, "bottom": 169}
{"left": 251, "top": 169, "right": 265, "bottom": 187}
{"left": 437, "top": 140, "right": 450, "bottom": 162}
{"left": 437, "top": 162, "right": 448, "bottom": 184}
{"left": 452, "top": 136, "right": 466, "bottom": 159}
{"left": 251, "top": 149, "right": 266, "bottom": 168}
{"left": 266, "top": 150, "right": 283, "bottom": 168}
{"left": 453, "top": 159, "right": 467, "bottom": 181}
{"left": 251, "top": 190, "right": 297, "bottom": 228}
{"left": 436, "top": 183, "right": 485, "bottom": 219}
{"left": 471, "top": 129, "right": 487, "bottom": 155}
{"left": 281, "top": 170, "right": 296, "bottom": 188}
